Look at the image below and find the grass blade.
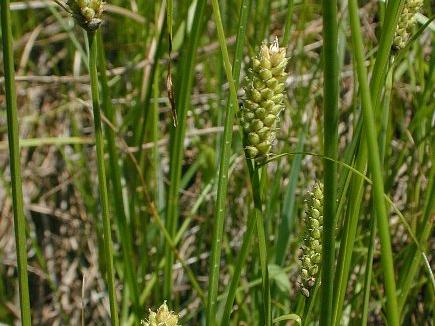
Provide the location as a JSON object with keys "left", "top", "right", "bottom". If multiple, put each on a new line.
{"left": 348, "top": 1, "right": 400, "bottom": 324}
{"left": 320, "top": 0, "right": 339, "bottom": 324}
{"left": 0, "top": 1, "right": 32, "bottom": 324}
{"left": 96, "top": 31, "right": 140, "bottom": 318}
{"left": 87, "top": 31, "right": 119, "bottom": 326}
{"left": 206, "top": 0, "right": 247, "bottom": 323}
{"left": 163, "top": 0, "right": 207, "bottom": 300}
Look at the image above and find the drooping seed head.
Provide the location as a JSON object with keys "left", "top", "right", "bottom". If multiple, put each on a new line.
{"left": 299, "top": 182, "right": 324, "bottom": 297}
{"left": 240, "top": 37, "right": 288, "bottom": 163}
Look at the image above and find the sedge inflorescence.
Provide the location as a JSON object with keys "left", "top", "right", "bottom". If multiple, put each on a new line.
{"left": 299, "top": 182, "right": 324, "bottom": 297}
{"left": 141, "top": 301, "right": 179, "bottom": 326}
{"left": 65, "top": 0, "right": 105, "bottom": 32}
{"left": 240, "top": 37, "right": 288, "bottom": 163}
{"left": 393, "top": 0, "right": 423, "bottom": 50}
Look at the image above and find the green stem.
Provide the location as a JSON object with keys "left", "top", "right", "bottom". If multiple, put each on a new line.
{"left": 282, "top": 0, "right": 295, "bottom": 45}
{"left": 331, "top": 143, "right": 367, "bottom": 326}
{"left": 220, "top": 215, "right": 256, "bottom": 324}
{"left": 397, "top": 46, "right": 435, "bottom": 313}
{"left": 251, "top": 165, "right": 271, "bottom": 326}
{"left": 96, "top": 31, "right": 139, "bottom": 318}
{"left": 1, "top": 1, "right": 32, "bottom": 324}
{"left": 348, "top": 1, "right": 399, "bottom": 324}
{"left": 320, "top": 0, "right": 339, "bottom": 324}
{"left": 369, "top": 0, "right": 404, "bottom": 111}
{"left": 87, "top": 31, "right": 119, "bottom": 326}
{"left": 211, "top": 2, "right": 251, "bottom": 323}
{"left": 398, "top": 159, "right": 435, "bottom": 311}
{"left": 206, "top": 0, "right": 248, "bottom": 323}
{"left": 361, "top": 212, "right": 376, "bottom": 325}
{"left": 163, "top": 0, "right": 206, "bottom": 300}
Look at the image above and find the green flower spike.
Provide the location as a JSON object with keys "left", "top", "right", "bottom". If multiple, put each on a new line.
{"left": 240, "top": 37, "right": 288, "bottom": 163}
{"left": 393, "top": 0, "right": 423, "bottom": 50}
{"left": 141, "top": 301, "right": 179, "bottom": 326}
{"left": 299, "top": 182, "right": 323, "bottom": 297}
{"left": 56, "top": 0, "right": 105, "bottom": 32}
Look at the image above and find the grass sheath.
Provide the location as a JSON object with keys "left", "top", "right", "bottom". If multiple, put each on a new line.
{"left": 320, "top": 0, "right": 339, "bottom": 324}
{"left": 87, "top": 31, "right": 119, "bottom": 326}
{"left": 348, "top": 1, "right": 399, "bottom": 324}
{"left": 1, "top": 1, "right": 32, "bottom": 324}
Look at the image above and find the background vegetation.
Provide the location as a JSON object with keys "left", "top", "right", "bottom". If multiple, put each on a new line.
{"left": 0, "top": 0, "right": 433, "bottom": 325}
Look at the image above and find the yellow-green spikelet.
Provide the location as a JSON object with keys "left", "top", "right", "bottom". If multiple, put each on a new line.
{"left": 393, "top": 0, "right": 423, "bottom": 50}
{"left": 240, "top": 38, "right": 288, "bottom": 163}
{"left": 299, "top": 182, "right": 323, "bottom": 297}
{"left": 66, "top": 0, "right": 105, "bottom": 32}
{"left": 141, "top": 301, "right": 179, "bottom": 326}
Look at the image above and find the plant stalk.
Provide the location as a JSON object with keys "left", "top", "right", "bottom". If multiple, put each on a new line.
{"left": 320, "top": 0, "right": 339, "bottom": 324}
{"left": 1, "top": 1, "right": 32, "bottom": 324}
{"left": 206, "top": 0, "right": 247, "bottom": 323}
{"left": 348, "top": 1, "right": 400, "bottom": 324}
{"left": 87, "top": 31, "right": 119, "bottom": 326}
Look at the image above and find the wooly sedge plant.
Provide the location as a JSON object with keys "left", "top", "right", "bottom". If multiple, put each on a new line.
{"left": 2, "top": 1, "right": 433, "bottom": 324}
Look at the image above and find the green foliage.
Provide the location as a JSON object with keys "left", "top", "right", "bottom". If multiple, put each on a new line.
{"left": 0, "top": 0, "right": 433, "bottom": 325}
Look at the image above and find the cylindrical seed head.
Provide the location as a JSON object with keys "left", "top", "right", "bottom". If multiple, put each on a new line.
{"left": 299, "top": 182, "right": 324, "bottom": 297}
{"left": 240, "top": 37, "right": 288, "bottom": 163}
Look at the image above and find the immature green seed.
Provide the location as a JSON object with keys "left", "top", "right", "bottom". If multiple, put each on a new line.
{"left": 393, "top": 0, "right": 423, "bottom": 50}
{"left": 299, "top": 182, "right": 324, "bottom": 297}
{"left": 141, "top": 301, "right": 179, "bottom": 326}
{"left": 240, "top": 37, "right": 288, "bottom": 163}
{"left": 64, "top": 0, "right": 105, "bottom": 32}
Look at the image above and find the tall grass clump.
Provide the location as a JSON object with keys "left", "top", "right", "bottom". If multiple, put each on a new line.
{"left": 0, "top": 0, "right": 433, "bottom": 325}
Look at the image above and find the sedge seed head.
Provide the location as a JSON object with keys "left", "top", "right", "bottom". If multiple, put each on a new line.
{"left": 393, "top": 0, "right": 423, "bottom": 50}
{"left": 299, "top": 182, "right": 324, "bottom": 297}
{"left": 65, "top": 0, "right": 105, "bottom": 32}
{"left": 240, "top": 37, "right": 288, "bottom": 163}
{"left": 141, "top": 301, "right": 179, "bottom": 326}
